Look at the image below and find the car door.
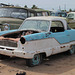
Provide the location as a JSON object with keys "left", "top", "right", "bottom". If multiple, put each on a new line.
{"left": 50, "top": 21, "right": 70, "bottom": 54}
{"left": 67, "top": 29, "right": 75, "bottom": 42}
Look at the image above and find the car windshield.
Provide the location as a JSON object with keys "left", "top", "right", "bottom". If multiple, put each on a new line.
{"left": 19, "top": 20, "right": 50, "bottom": 32}
{"left": 0, "top": 7, "right": 27, "bottom": 19}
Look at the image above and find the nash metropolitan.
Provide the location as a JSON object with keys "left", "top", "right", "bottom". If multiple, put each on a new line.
{"left": 0, "top": 16, "right": 75, "bottom": 67}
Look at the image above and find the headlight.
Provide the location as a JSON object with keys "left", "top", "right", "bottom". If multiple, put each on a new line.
{"left": 20, "top": 37, "right": 26, "bottom": 44}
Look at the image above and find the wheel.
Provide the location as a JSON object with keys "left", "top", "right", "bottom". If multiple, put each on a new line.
{"left": 68, "top": 45, "right": 75, "bottom": 55}
{"left": 0, "top": 54, "right": 5, "bottom": 59}
{"left": 0, "top": 54, "right": 10, "bottom": 59}
{"left": 26, "top": 54, "right": 42, "bottom": 67}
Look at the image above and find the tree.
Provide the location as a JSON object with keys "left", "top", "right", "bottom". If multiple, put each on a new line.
{"left": 69, "top": 8, "right": 72, "bottom": 12}
{"left": 24, "top": 5, "right": 28, "bottom": 8}
{"left": 31, "top": 5, "right": 38, "bottom": 9}
{"left": 62, "top": 10, "right": 66, "bottom": 12}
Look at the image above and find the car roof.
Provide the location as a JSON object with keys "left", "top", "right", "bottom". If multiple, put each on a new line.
{"left": 25, "top": 16, "right": 67, "bottom": 30}
{"left": 26, "top": 16, "right": 65, "bottom": 21}
{"left": 68, "top": 12, "right": 75, "bottom": 14}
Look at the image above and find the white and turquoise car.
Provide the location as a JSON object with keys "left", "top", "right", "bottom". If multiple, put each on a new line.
{"left": 0, "top": 16, "right": 75, "bottom": 67}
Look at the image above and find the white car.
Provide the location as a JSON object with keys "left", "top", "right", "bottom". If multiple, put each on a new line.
{"left": 67, "top": 12, "right": 75, "bottom": 28}
{"left": 0, "top": 16, "right": 75, "bottom": 67}
{"left": 67, "top": 12, "right": 75, "bottom": 20}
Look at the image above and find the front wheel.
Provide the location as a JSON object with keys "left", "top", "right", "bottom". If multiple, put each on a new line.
{"left": 26, "top": 54, "right": 42, "bottom": 67}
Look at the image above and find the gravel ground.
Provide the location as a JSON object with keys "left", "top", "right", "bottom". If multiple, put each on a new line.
{"left": 0, "top": 52, "right": 75, "bottom": 75}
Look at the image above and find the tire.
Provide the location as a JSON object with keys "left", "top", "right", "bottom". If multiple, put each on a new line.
{"left": 68, "top": 45, "right": 75, "bottom": 55}
{"left": 26, "top": 54, "right": 42, "bottom": 67}
{"left": 0, "top": 54, "right": 9, "bottom": 59}
{"left": 0, "top": 54, "right": 5, "bottom": 59}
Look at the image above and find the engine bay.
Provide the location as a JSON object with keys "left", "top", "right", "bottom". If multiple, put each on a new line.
{"left": 3, "top": 30, "right": 39, "bottom": 38}
{"left": 0, "top": 30, "right": 39, "bottom": 47}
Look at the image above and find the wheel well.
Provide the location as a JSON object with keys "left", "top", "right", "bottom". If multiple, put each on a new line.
{"left": 39, "top": 53, "right": 46, "bottom": 58}
{"left": 70, "top": 45, "right": 75, "bottom": 49}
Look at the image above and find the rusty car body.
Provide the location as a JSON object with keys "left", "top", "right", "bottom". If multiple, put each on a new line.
{"left": 0, "top": 16, "right": 75, "bottom": 66}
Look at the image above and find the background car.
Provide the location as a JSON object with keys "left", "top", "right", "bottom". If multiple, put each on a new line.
{"left": 50, "top": 10, "right": 67, "bottom": 17}
{"left": 0, "top": 3, "right": 50, "bottom": 31}
{"left": 67, "top": 12, "right": 75, "bottom": 29}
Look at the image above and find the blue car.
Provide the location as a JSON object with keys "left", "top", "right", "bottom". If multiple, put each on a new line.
{"left": 50, "top": 10, "right": 67, "bottom": 17}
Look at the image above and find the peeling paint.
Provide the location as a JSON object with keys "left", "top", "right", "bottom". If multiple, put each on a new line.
{"left": 23, "top": 53, "right": 25, "bottom": 55}
{"left": 60, "top": 46, "right": 65, "bottom": 48}
{"left": 23, "top": 32, "right": 52, "bottom": 42}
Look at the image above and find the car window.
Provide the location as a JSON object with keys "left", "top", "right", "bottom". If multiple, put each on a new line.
{"left": 67, "top": 24, "right": 71, "bottom": 30}
{"left": 50, "top": 21, "right": 64, "bottom": 32}
{"left": 67, "top": 14, "right": 74, "bottom": 19}
{"left": 51, "top": 21, "right": 64, "bottom": 27}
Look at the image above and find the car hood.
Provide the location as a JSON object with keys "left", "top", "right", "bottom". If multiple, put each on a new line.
{"left": 0, "top": 29, "right": 18, "bottom": 36}
{"left": 0, "top": 17, "right": 23, "bottom": 26}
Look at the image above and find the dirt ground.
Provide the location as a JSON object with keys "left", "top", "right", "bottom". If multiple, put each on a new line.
{"left": 0, "top": 53, "right": 75, "bottom": 75}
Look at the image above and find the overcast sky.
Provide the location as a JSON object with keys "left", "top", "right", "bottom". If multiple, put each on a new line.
{"left": 0, "top": 0, "right": 75, "bottom": 11}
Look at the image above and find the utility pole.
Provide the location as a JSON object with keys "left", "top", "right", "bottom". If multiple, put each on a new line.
{"left": 64, "top": 4, "right": 66, "bottom": 11}
{"left": 59, "top": 5, "right": 61, "bottom": 10}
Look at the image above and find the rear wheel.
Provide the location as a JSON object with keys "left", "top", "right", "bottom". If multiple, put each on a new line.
{"left": 68, "top": 45, "right": 75, "bottom": 55}
{"left": 26, "top": 54, "right": 42, "bottom": 67}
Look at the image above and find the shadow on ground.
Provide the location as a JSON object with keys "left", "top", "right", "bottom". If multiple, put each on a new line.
{"left": 0, "top": 52, "right": 75, "bottom": 75}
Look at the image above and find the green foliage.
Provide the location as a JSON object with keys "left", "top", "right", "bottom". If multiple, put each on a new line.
{"left": 69, "top": 8, "right": 72, "bottom": 12}
{"left": 24, "top": 5, "right": 28, "bottom": 8}
{"left": 31, "top": 5, "right": 38, "bottom": 9}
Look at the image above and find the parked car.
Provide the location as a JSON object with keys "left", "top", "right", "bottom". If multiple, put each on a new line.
{"left": 67, "top": 12, "right": 75, "bottom": 29}
{"left": 0, "top": 3, "right": 51, "bottom": 31}
{"left": 0, "top": 16, "right": 75, "bottom": 67}
{"left": 32, "top": 8, "right": 50, "bottom": 16}
{"left": 0, "top": 4, "right": 35, "bottom": 31}
{"left": 50, "top": 10, "right": 67, "bottom": 17}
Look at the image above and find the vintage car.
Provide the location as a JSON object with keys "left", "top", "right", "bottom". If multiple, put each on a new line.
{"left": 50, "top": 10, "right": 67, "bottom": 17}
{"left": 67, "top": 12, "right": 75, "bottom": 29}
{"left": 0, "top": 3, "right": 50, "bottom": 31}
{"left": 0, "top": 16, "right": 75, "bottom": 67}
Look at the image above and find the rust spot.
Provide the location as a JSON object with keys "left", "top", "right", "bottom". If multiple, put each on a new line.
{"left": 36, "top": 51, "right": 40, "bottom": 53}
{"left": 45, "top": 33, "right": 51, "bottom": 37}
{"left": 63, "top": 46, "right": 65, "bottom": 47}
{"left": 60, "top": 46, "right": 65, "bottom": 48}
{"left": 23, "top": 53, "right": 25, "bottom": 55}
{"left": 12, "top": 52, "right": 14, "bottom": 54}
{"left": 22, "top": 47, "right": 24, "bottom": 49}
{"left": 52, "top": 48, "right": 55, "bottom": 51}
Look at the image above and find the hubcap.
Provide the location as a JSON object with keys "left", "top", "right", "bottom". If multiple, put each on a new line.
{"left": 32, "top": 54, "right": 40, "bottom": 65}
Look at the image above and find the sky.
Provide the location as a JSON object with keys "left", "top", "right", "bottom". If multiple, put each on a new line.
{"left": 0, "top": 0, "right": 75, "bottom": 11}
